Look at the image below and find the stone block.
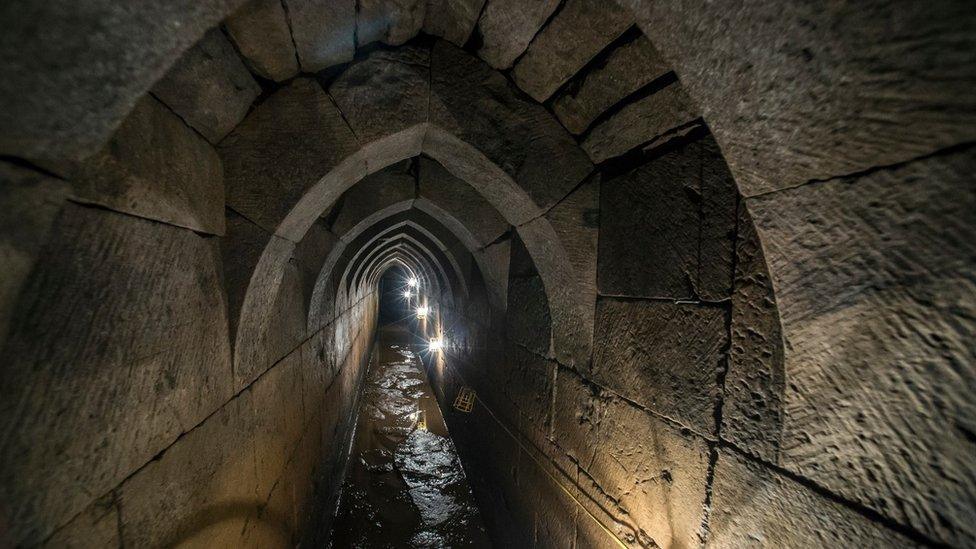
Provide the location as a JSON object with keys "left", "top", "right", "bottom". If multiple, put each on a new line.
{"left": 506, "top": 275, "right": 551, "bottom": 358}
{"left": 418, "top": 156, "right": 508, "bottom": 247}
{"left": 66, "top": 94, "right": 225, "bottom": 235}
{"left": 544, "top": 174, "right": 599, "bottom": 345}
{"left": 748, "top": 148, "right": 976, "bottom": 546}
{"left": 474, "top": 0, "right": 560, "bottom": 69}
{"left": 42, "top": 495, "right": 120, "bottom": 549}
{"left": 430, "top": 40, "right": 593, "bottom": 211}
{"left": 552, "top": 35, "right": 670, "bottom": 135}
{"left": 224, "top": 0, "right": 300, "bottom": 81}
{"left": 357, "top": 0, "right": 426, "bottom": 46}
{"left": 598, "top": 133, "right": 735, "bottom": 300}
{"left": 293, "top": 219, "right": 339, "bottom": 305}
{"left": 477, "top": 238, "right": 510, "bottom": 311}
{"left": 328, "top": 160, "right": 415, "bottom": 236}
{"left": 552, "top": 370, "right": 710, "bottom": 548}
{"left": 152, "top": 28, "right": 261, "bottom": 144}
{"left": 287, "top": 0, "right": 356, "bottom": 72}
{"left": 591, "top": 298, "right": 728, "bottom": 435}
{"left": 620, "top": 0, "right": 976, "bottom": 195}
{"left": 220, "top": 77, "right": 359, "bottom": 233}
{"left": 422, "top": 0, "right": 485, "bottom": 46}
{"left": 0, "top": 162, "right": 70, "bottom": 346}
{"left": 709, "top": 450, "right": 911, "bottom": 546}
{"left": 503, "top": 344, "right": 557, "bottom": 447}
{"left": 511, "top": 0, "right": 632, "bottom": 102}
{"left": 117, "top": 395, "right": 259, "bottom": 547}
{"left": 582, "top": 82, "right": 698, "bottom": 163}
{"left": 329, "top": 46, "right": 430, "bottom": 144}
{"left": 0, "top": 203, "right": 233, "bottom": 545}
{"left": 721, "top": 203, "right": 785, "bottom": 462}
{"left": 0, "top": 0, "right": 247, "bottom": 161}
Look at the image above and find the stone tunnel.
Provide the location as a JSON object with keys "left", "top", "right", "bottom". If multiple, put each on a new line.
{"left": 0, "top": 0, "right": 974, "bottom": 547}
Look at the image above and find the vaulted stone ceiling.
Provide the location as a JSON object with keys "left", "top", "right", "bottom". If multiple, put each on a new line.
{"left": 0, "top": 1, "right": 973, "bottom": 548}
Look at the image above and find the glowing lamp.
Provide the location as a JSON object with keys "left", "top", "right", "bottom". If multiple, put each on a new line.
{"left": 403, "top": 290, "right": 412, "bottom": 299}
{"left": 428, "top": 337, "right": 444, "bottom": 351}
{"left": 407, "top": 277, "right": 418, "bottom": 287}
{"left": 416, "top": 306, "right": 429, "bottom": 319}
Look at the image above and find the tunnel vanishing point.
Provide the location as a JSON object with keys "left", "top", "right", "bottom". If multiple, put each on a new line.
{"left": 1, "top": 1, "right": 974, "bottom": 547}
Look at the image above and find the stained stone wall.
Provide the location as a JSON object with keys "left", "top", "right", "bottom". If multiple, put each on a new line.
{"left": 1, "top": 2, "right": 973, "bottom": 548}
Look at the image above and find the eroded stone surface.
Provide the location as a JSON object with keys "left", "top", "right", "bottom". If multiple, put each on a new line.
{"left": 152, "top": 28, "right": 260, "bottom": 143}
{"left": 418, "top": 156, "right": 508, "bottom": 247}
{"left": 553, "top": 370, "right": 710, "bottom": 548}
{"left": 224, "top": 0, "right": 300, "bottom": 81}
{"left": 511, "top": 0, "right": 632, "bottom": 102}
{"left": 41, "top": 494, "right": 119, "bottom": 549}
{"left": 598, "top": 133, "right": 735, "bottom": 300}
{"left": 722, "top": 203, "right": 785, "bottom": 462}
{"left": 591, "top": 297, "right": 727, "bottom": 435}
{"left": 0, "top": 204, "right": 232, "bottom": 545}
{"left": 709, "top": 450, "right": 912, "bottom": 546}
{"left": 0, "top": 0, "right": 247, "bottom": 160}
{"left": 220, "top": 78, "right": 359, "bottom": 234}
{"left": 423, "top": 0, "right": 485, "bottom": 46}
{"left": 64, "top": 94, "right": 224, "bottom": 235}
{"left": 287, "top": 0, "right": 356, "bottom": 72}
{"left": 582, "top": 82, "right": 698, "bottom": 163}
{"left": 474, "top": 0, "right": 560, "bottom": 69}
{"left": 357, "top": 0, "right": 426, "bottom": 46}
{"left": 0, "top": 163, "right": 69, "bottom": 347}
{"left": 329, "top": 160, "right": 416, "bottom": 236}
{"left": 621, "top": 0, "right": 976, "bottom": 195}
{"left": 330, "top": 47, "right": 430, "bottom": 145}
{"left": 749, "top": 148, "right": 976, "bottom": 546}
{"left": 430, "top": 41, "right": 593, "bottom": 211}
{"left": 552, "top": 35, "right": 670, "bottom": 135}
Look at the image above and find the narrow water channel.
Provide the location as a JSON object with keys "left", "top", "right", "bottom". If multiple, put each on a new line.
{"left": 331, "top": 323, "right": 491, "bottom": 548}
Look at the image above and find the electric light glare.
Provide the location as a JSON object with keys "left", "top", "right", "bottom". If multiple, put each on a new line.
{"left": 407, "top": 277, "right": 418, "bottom": 287}
{"left": 416, "top": 306, "right": 429, "bottom": 318}
{"left": 428, "top": 337, "right": 444, "bottom": 351}
{"left": 403, "top": 290, "right": 412, "bottom": 298}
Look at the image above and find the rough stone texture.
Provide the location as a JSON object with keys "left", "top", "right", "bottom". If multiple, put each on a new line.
{"left": 582, "top": 82, "right": 698, "bottom": 163}
{"left": 224, "top": 0, "right": 300, "bottom": 81}
{"left": 0, "top": 0, "right": 247, "bottom": 161}
{"left": 294, "top": 218, "right": 339, "bottom": 305}
{"left": 552, "top": 370, "right": 710, "bottom": 548}
{"left": 357, "top": 0, "right": 426, "bottom": 46}
{"left": 41, "top": 495, "right": 119, "bottom": 549}
{"left": 222, "top": 209, "right": 273, "bottom": 340}
{"left": 591, "top": 298, "right": 728, "bottom": 436}
{"left": 152, "top": 28, "right": 261, "bottom": 144}
{"left": 422, "top": 0, "right": 485, "bottom": 46}
{"left": 501, "top": 344, "right": 556, "bottom": 449}
{"left": 474, "top": 0, "right": 560, "bottom": 69}
{"left": 511, "top": 0, "right": 633, "bottom": 102}
{"left": 506, "top": 262, "right": 551, "bottom": 357}
{"left": 287, "top": 0, "right": 356, "bottom": 72}
{"left": 544, "top": 174, "right": 599, "bottom": 349}
{"left": 329, "top": 46, "right": 430, "bottom": 144}
{"left": 748, "top": 148, "right": 976, "bottom": 546}
{"left": 0, "top": 203, "right": 233, "bottom": 546}
{"left": 598, "top": 133, "right": 736, "bottom": 300}
{"left": 620, "top": 0, "right": 976, "bottom": 196}
{"left": 61, "top": 94, "right": 225, "bottom": 235}
{"left": 418, "top": 156, "right": 508, "bottom": 247}
{"left": 478, "top": 238, "right": 510, "bottom": 311}
{"left": 709, "top": 450, "right": 912, "bottom": 546}
{"left": 552, "top": 35, "right": 670, "bottom": 135}
{"left": 220, "top": 77, "right": 359, "bottom": 234}
{"left": 722, "top": 204, "right": 785, "bottom": 462}
{"left": 0, "top": 163, "right": 69, "bottom": 347}
{"left": 328, "top": 160, "right": 416, "bottom": 236}
{"left": 430, "top": 40, "right": 593, "bottom": 211}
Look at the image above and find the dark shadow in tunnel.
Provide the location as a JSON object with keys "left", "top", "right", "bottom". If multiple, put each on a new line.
{"left": 378, "top": 266, "right": 414, "bottom": 326}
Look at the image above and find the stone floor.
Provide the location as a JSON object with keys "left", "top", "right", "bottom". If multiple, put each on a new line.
{"left": 331, "top": 323, "right": 491, "bottom": 548}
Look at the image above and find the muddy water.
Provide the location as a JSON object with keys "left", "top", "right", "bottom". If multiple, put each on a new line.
{"left": 331, "top": 324, "right": 491, "bottom": 548}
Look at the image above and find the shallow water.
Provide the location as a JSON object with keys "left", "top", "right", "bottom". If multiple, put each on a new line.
{"left": 331, "top": 325, "right": 491, "bottom": 548}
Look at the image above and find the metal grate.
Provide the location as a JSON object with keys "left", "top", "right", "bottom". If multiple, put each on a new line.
{"left": 453, "top": 387, "right": 476, "bottom": 413}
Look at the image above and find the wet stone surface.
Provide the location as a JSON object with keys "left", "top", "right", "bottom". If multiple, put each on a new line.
{"left": 332, "top": 325, "right": 490, "bottom": 548}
